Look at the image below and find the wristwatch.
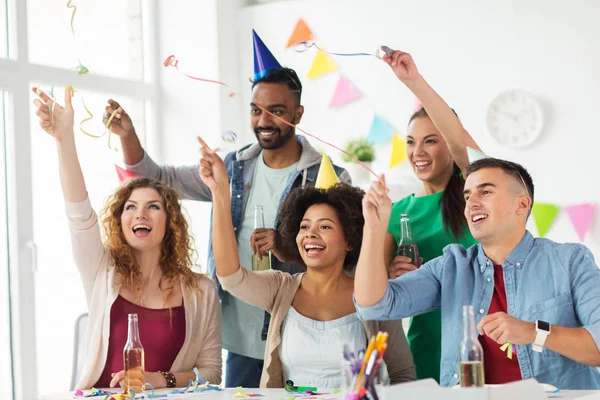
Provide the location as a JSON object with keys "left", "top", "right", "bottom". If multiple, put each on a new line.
{"left": 533, "top": 320, "right": 551, "bottom": 352}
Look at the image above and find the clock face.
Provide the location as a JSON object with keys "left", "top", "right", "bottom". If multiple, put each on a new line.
{"left": 486, "top": 90, "right": 544, "bottom": 148}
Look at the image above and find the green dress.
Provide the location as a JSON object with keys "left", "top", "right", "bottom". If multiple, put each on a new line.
{"left": 388, "top": 191, "right": 477, "bottom": 382}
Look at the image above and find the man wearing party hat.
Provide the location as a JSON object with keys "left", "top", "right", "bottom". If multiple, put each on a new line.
{"left": 106, "top": 30, "right": 350, "bottom": 387}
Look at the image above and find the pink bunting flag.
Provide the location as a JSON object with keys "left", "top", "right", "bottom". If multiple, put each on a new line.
{"left": 329, "top": 76, "right": 361, "bottom": 108}
{"left": 115, "top": 165, "right": 136, "bottom": 182}
{"left": 564, "top": 203, "right": 596, "bottom": 242}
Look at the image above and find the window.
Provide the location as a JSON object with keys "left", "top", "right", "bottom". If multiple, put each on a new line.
{"left": 27, "top": 0, "right": 145, "bottom": 81}
{"left": 0, "top": 89, "right": 13, "bottom": 400}
{"left": 0, "top": 0, "right": 157, "bottom": 398}
{"left": 29, "top": 88, "right": 147, "bottom": 395}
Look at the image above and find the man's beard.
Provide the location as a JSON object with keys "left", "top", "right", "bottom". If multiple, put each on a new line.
{"left": 254, "top": 125, "right": 295, "bottom": 150}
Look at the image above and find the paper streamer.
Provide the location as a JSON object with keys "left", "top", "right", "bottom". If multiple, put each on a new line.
{"left": 499, "top": 342, "right": 517, "bottom": 360}
{"left": 253, "top": 104, "right": 379, "bottom": 179}
{"left": 295, "top": 42, "right": 392, "bottom": 59}
{"left": 329, "top": 76, "right": 361, "bottom": 108}
{"left": 532, "top": 203, "right": 561, "bottom": 238}
{"left": 564, "top": 203, "right": 596, "bottom": 242}
{"left": 232, "top": 386, "right": 264, "bottom": 398}
{"left": 66, "top": 0, "right": 77, "bottom": 34}
{"left": 74, "top": 388, "right": 115, "bottom": 397}
{"left": 165, "top": 58, "right": 379, "bottom": 179}
{"left": 164, "top": 55, "right": 236, "bottom": 97}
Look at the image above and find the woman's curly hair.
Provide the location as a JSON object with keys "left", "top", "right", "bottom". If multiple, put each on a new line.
{"left": 101, "top": 178, "right": 200, "bottom": 290}
{"left": 276, "top": 183, "right": 365, "bottom": 270}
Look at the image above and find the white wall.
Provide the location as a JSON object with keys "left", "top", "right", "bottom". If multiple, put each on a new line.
{"left": 213, "top": 0, "right": 600, "bottom": 258}
{"left": 157, "top": 0, "right": 221, "bottom": 270}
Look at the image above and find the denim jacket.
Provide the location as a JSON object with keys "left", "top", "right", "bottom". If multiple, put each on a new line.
{"left": 355, "top": 231, "right": 600, "bottom": 389}
{"left": 127, "top": 135, "right": 351, "bottom": 340}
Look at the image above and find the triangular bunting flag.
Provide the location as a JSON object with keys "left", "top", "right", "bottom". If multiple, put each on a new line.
{"left": 286, "top": 18, "right": 313, "bottom": 48}
{"left": 116, "top": 165, "right": 136, "bottom": 183}
{"left": 367, "top": 115, "right": 395, "bottom": 144}
{"left": 315, "top": 153, "right": 339, "bottom": 189}
{"left": 467, "top": 147, "right": 490, "bottom": 164}
{"left": 306, "top": 50, "right": 337, "bottom": 79}
{"left": 532, "top": 203, "right": 560, "bottom": 238}
{"left": 329, "top": 76, "right": 361, "bottom": 108}
{"left": 564, "top": 203, "right": 596, "bottom": 242}
{"left": 389, "top": 133, "right": 407, "bottom": 169}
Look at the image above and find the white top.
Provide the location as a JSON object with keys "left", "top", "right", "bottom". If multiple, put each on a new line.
{"left": 279, "top": 306, "right": 367, "bottom": 389}
{"left": 222, "top": 152, "right": 298, "bottom": 359}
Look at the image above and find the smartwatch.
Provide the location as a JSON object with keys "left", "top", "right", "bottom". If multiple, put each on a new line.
{"left": 533, "top": 320, "right": 551, "bottom": 352}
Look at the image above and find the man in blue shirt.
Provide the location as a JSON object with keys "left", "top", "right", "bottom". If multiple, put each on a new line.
{"left": 355, "top": 158, "right": 600, "bottom": 389}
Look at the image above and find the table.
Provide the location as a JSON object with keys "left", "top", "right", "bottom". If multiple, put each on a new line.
{"left": 40, "top": 388, "right": 338, "bottom": 400}
{"left": 39, "top": 388, "right": 600, "bottom": 400}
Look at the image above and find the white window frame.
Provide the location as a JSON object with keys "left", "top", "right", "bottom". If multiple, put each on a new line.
{"left": 0, "top": 1, "right": 163, "bottom": 398}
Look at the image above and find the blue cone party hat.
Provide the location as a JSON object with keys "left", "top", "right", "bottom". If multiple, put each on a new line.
{"left": 253, "top": 29, "right": 282, "bottom": 81}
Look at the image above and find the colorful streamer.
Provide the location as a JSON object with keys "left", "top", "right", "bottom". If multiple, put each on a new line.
{"left": 253, "top": 103, "right": 380, "bottom": 180}
{"left": 500, "top": 342, "right": 517, "bottom": 360}
{"left": 66, "top": 0, "right": 77, "bottom": 34}
{"left": 294, "top": 42, "right": 392, "bottom": 59}
{"left": 163, "top": 55, "right": 236, "bottom": 98}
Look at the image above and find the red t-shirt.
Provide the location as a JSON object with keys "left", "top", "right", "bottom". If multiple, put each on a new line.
{"left": 478, "top": 265, "right": 522, "bottom": 384}
{"left": 95, "top": 295, "right": 186, "bottom": 387}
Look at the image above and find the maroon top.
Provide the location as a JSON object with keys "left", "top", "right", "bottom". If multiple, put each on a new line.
{"left": 478, "top": 265, "right": 522, "bottom": 384}
{"left": 95, "top": 295, "right": 186, "bottom": 388}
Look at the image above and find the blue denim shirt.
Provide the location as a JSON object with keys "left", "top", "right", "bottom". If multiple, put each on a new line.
{"left": 354, "top": 231, "right": 600, "bottom": 389}
{"left": 127, "top": 135, "right": 351, "bottom": 342}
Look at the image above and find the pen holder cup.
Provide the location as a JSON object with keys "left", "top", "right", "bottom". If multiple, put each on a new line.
{"left": 340, "top": 358, "right": 387, "bottom": 400}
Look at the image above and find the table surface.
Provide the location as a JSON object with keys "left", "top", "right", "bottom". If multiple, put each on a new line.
{"left": 39, "top": 387, "right": 600, "bottom": 400}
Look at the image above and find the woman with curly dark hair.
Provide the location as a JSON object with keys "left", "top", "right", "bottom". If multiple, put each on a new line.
{"left": 199, "top": 139, "right": 415, "bottom": 388}
{"left": 31, "top": 87, "right": 222, "bottom": 390}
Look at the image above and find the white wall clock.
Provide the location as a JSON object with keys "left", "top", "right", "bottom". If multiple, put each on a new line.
{"left": 486, "top": 90, "right": 544, "bottom": 148}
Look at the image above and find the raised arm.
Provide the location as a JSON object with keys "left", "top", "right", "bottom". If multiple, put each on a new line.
{"left": 104, "top": 99, "right": 213, "bottom": 201}
{"left": 33, "top": 87, "right": 85, "bottom": 203}
{"left": 383, "top": 50, "right": 481, "bottom": 175}
{"left": 199, "top": 138, "right": 283, "bottom": 311}
{"left": 354, "top": 175, "right": 393, "bottom": 307}
{"left": 103, "top": 99, "right": 144, "bottom": 165}
{"left": 32, "top": 86, "right": 107, "bottom": 300}
{"left": 197, "top": 137, "right": 240, "bottom": 278}
{"left": 355, "top": 176, "right": 442, "bottom": 320}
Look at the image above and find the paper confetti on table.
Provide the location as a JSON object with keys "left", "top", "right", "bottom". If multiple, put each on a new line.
{"left": 232, "top": 386, "right": 265, "bottom": 398}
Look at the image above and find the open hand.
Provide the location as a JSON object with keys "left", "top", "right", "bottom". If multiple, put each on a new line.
{"left": 362, "top": 175, "right": 392, "bottom": 233}
{"left": 31, "top": 86, "right": 75, "bottom": 142}
{"left": 198, "top": 137, "right": 228, "bottom": 192}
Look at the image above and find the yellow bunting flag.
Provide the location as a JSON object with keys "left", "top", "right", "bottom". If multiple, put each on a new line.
{"left": 389, "top": 133, "right": 407, "bottom": 169}
{"left": 286, "top": 18, "right": 313, "bottom": 48}
{"left": 306, "top": 50, "right": 337, "bottom": 79}
{"left": 315, "top": 153, "right": 339, "bottom": 189}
